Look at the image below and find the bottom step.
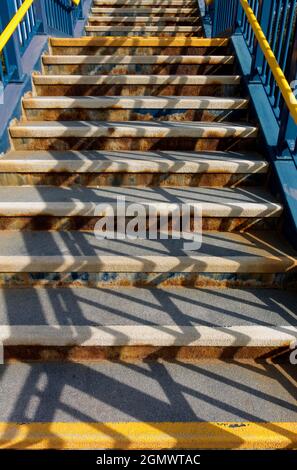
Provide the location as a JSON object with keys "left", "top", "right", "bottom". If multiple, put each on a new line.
{"left": 0, "top": 362, "right": 296, "bottom": 449}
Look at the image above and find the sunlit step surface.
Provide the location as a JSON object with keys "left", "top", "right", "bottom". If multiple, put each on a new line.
{"left": 43, "top": 54, "right": 234, "bottom": 65}
{"left": 23, "top": 96, "right": 249, "bottom": 110}
{"left": 84, "top": 25, "right": 202, "bottom": 33}
{"left": 87, "top": 15, "right": 199, "bottom": 22}
{"left": 93, "top": 0, "right": 200, "bottom": 5}
{"left": 0, "top": 186, "right": 281, "bottom": 217}
{"left": 0, "top": 150, "right": 268, "bottom": 173}
{"left": 10, "top": 121, "right": 258, "bottom": 139}
{"left": 33, "top": 74, "right": 241, "bottom": 86}
{"left": 0, "top": 230, "right": 295, "bottom": 273}
{"left": 0, "top": 286, "right": 296, "bottom": 329}
{"left": 91, "top": 7, "right": 198, "bottom": 14}
{"left": 49, "top": 36, "right": 229, "bottom": 47}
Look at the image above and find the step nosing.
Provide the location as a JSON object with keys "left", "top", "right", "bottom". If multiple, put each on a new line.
{"left": 23, "top": 96, "right": 249, "bottom": 110}
{"left": 2, "top": 325, "right": 297, "bottom": 347}
{"left": 43, "top": 55, "right": 234, "bottom": 65}
{"left": 10, "top": 121, "right": 258, "bottom": 139}
{"left": 91, "top": 8, "right": 198, "bottom": 13}
{"left": 33, "top": 74, "right": 242, "bottom": 85}
{"left": 50, "top": 37, "right": 229, "bottom": 47}
{"left": 0, "top": 186, "right": 281, "bottom": 215}
{"left": 1, "top": 151, "right": 268, "bottom": 173}
{"left": 87, "top": 15, "right": 200, "bottom": 20}
{"left": 84, "top": 26, "right": 202, "bottom": 30}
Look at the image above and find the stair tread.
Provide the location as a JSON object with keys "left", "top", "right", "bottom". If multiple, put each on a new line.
{"left": 10, "top": 120, "right": 258, "bottom": 138}
{"left": 84, "top": 25, "right": 201, "bottom": 31}
{"left": 87, "top": 15, "right": 199, "bottom": 21}
{"left": 1, "top": 362, "right": 296, "bottom": 425}
{"left": 33, "top": 74, "right": 241, "bottom": 85}
{"left": 1, "top": 287, "right": 296, "bottom": 328}
{"left": 93, "top": 0, "right": 199, "bottom": 4}
{"left": 0, "top": 186, "right": 281, "bottom": 217}
{"left": 23, "top": 96, "right": 248, "bottom": 110}
{"left": 43, "top": 54, "right": 234, "bottom": 64}
{"left": 91, "top": 8, "right": 198, "bottom": 13}
{"left": 1, "top": 150, "right": 268, "bottom": 173}
{"left": 0, "top": 231, "right": 295, "bottom": 273}
{"left": 50, "top": 37, "right": 229, "bottom": 47}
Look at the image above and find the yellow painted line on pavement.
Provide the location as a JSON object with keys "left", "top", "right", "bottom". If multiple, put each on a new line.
{"left": 0, "top": 422, "right": 296, "bottom": 449}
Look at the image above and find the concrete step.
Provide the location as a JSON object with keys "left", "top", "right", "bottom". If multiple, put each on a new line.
{"left": 10, "top": 121, "right": 258, "bottom": 152}
{"left": 42, "top": 54, "right": 234, "bottom": 75}
{"left": 85, "top": 25, "right": 202, "bottom": 36}
{"left": 33, "top": 74, "right": 241, "bottom": 86}
{"left": 1, "top": 286, "right": 296, "bottom": 328}
{"left": 22, "top": 95, "right": 248, "bottom": 122}
{"left": 11, "top": 120, "right": 257, "bottom": 139}
{"left": 0, "top": 150, "right": 268, "bottom": 188}
{"left": 48, "top": 36, "right": 230, "bottom": 57}
{"left": 0, "top": 230, "right": 295, "bottom": 276}
{"left": 43, "top": 54, "right": 234, "bottom": 65}
{"left": 0, "top": 362, "right": 296, "bottom": 449}
{"left": 90, "top": 7, "right": 198, "bottom": 15}
{"left": 1, "top": 287, "right": 297, "bottom": 350}
{"left": 93, "top": 0, "right": 200, "bottom": 6}
{"left": 94, "top": 0, "right": 198, "bottom": 4}
{"left": 23, "top": 96, "right": 248, "bottom": 110}
{"left": 0, "top": 186, "right": 281, "bottom": 219}
{"left": 49, "top": 37, "right": 229, "bottom": 49}
{"left": 32, "top": 74, "right": 241, "bottom": 97}
{"left": 87, "top": 15, "right": 200, "bottom": 22}
{"left": 0, "top": 150, "right": 267, "bottom": 173}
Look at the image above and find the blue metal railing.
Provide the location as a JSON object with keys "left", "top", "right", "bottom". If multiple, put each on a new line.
{"left": 206, "top": 0, "right": 297, "bottom": 153}
{"left": 206, "top": 0, "right": 238, "bottom": 37}
{"left": 13, "top": 0, "right": 39, "bottom": 54}
{"left": 41, "top": 0, "right": 84, "bottom": 36}
{"left": 0, "top": 0, "right": 84, "bottom": 86}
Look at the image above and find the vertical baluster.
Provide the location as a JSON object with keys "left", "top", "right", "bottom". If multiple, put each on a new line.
{"left": 278, "top": 10, "right": 297, "bottom": 152}
{"left": 262, "top": 0, "right": 276, "bottom": 81}
{"left": 250, "top": 0, "right": 263, "bottom": 79}
{"left": 276, "top": 0, "right": 297, "bottom": 110}
{"left": 266, "top": 0, "right": 283, "bottom": 95}
{"left": 270, "top": 0, "right": 290, "bottom": 114}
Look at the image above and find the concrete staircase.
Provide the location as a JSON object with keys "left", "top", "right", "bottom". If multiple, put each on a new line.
{"left": 0, "top": 0, "right": 296, "bottom": 450}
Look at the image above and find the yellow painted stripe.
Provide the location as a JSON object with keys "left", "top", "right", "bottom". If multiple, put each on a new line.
{"left": 50, "top": 37, "right": 229, "bottom": 47}
{"left": 240, "top": 0, "right": 297, "bottom": 125}
{"left": 0, "top": 422, "right": 296, "bottom": 449}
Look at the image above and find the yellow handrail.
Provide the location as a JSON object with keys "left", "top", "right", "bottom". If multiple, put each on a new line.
{"left": 0, "top": 0, "right": 81, "bottom": 54}
{"left": 240, "top": 0, "right": 297, "bottom": 125}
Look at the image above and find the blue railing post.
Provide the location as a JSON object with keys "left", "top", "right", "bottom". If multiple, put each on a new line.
{"left": 0, "top": 0, "right": 24, "bottom": 83}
